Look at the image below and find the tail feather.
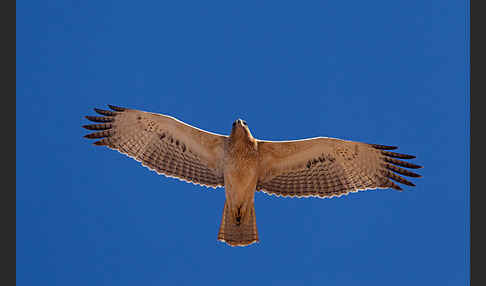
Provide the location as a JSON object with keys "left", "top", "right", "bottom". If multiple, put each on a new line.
{"left": 217, "top": 201, "right": 259, "bottom": 247}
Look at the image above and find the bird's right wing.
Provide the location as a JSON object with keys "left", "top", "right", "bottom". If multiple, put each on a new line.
{"left": 257, "top": 137, "right": 422, "bottom": 198}
{"left": 83, "top": 105, "right": 227, "bottom": 188}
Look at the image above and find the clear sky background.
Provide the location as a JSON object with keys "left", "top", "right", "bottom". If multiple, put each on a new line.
{"left": 17, "top": 1, "right": 469, "bottom": 285}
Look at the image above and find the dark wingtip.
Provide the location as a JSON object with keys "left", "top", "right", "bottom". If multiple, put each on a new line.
{"left": 408, "top": 173, "right": 421, "bottom": 178}
{"left": 384, "top": 164, "right": 422, "bottom": 178}
{"left": 407, "top": 163, "right": 422, "bottom": 169}
{"left": 409, "top": 163, "right": 423, "bottom": 170}
{"left": 381, "top": 151, "right": 416, "bottom": 159}
{"left": 94, "top": 108, "right": 117, "bottom": 116}
{"left": 371, "top": 144, "right": 398, "bottom": 150}
{"left": 84, "top": 130, "right": 113, "bottom": 139}
{"left": 389, "top": 182, "right": 403, "bottom": 191}
{"left": 108, "top": 104, "right": 126, "bottom": 111}
{"left": 85, "top": 115, "right": 114, "bottom": 123}
{"left": 383, "top": 157, "right": 422, "bottom": 169}
{"left": 93, "top": 140, "right": 108, "bottom": 146}
{"left": 82, "top": 123, "right": 112, "bottom": 131}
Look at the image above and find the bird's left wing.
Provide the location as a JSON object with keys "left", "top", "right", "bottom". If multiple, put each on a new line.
{"left": 256, "top": 137, "right": 422, "bottom": 198}
{"left": 83, "top": 105, "right": 227, "bottom": 188}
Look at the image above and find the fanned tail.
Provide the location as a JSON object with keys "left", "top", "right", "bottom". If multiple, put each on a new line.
{"left": 217, "top": 201, "right": 259, "bottom": 247}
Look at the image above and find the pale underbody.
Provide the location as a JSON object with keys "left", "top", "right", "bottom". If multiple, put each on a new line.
{"left": 223, "top": 121, "right": 259, "bottom": 225}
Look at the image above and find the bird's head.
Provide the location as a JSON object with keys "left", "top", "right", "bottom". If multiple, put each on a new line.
{"left": 230, "top": 118, "right": 254, "bottom": 141}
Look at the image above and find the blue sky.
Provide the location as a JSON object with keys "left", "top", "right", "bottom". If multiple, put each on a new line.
{"left": 17, "top": 1, "right": 469, "bottom": 285}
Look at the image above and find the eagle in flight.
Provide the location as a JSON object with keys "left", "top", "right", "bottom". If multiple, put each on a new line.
{"left": 83, "top": 105, "right": 422, "bottom": 247}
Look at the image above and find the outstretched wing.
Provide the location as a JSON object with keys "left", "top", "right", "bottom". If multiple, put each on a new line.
{"left": 256, "top": 137, "right": 422, "bottom": 198}
{"left": 83, "top": 105, "right": 227, "bottom": 188}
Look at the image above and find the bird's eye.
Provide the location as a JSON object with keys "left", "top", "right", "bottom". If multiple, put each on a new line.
{"left": 232, "top": 122, "right": 236, "bottom": 127}
{"left": 242, "top": 121, "right": 247, "bottom": 126}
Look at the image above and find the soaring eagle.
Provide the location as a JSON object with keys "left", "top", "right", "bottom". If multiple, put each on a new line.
{"left": 83, "top": 105, "right": 422, "bottom": 247}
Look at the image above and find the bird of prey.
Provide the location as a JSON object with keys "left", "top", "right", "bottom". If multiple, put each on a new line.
{"left": 83, "top": 105, "right": 422, "bottom": 247}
